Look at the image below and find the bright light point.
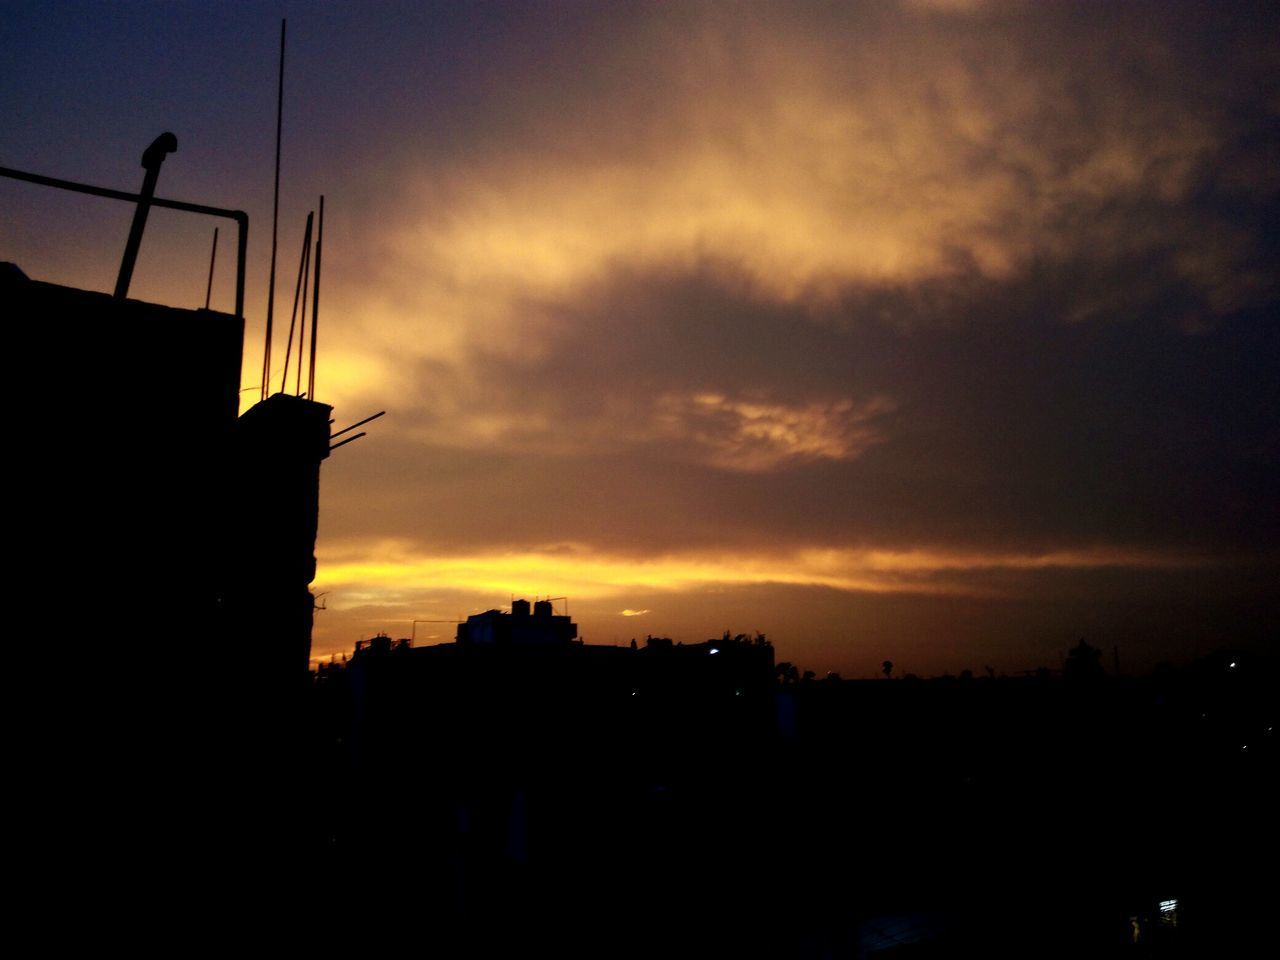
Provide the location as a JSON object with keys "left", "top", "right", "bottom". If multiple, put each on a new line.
{"left": 621, "top": 609, "right": 650, "bottom": 617}
{"left": 1159, "top": 899, "right": 1177, "bottom": 914}
{"left": 709, "top": 648, "right": 720, "bottom": 655}
{"left": 1229, "top": 661, "right": 1237, "bottom": 668}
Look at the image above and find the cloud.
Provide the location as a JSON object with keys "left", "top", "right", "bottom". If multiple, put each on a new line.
{"left": 320, "top": 257, "right": 1279, "bottom": 563}
{"left": 314, "top": 537, "right": 1207, "bottom": 607}
{"left": 310, "top": 0, "right": 1279, "bottom": 512}
{"left": 346, "top": 0, "right": 1271, "bottom": 354}
{"left": 306, "top": 535, "right": 1258, "bottom": 674}
{"left": 902, "top": 0, "right": 999, "bottom": 12}
{"left": 654, "top": 392, "right": 896, "bottom": 473}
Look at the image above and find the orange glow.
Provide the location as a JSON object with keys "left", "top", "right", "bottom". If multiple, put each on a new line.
{"left": 314, "top": 539, "right": 1206, "bottom": 609}
{"left": 314, "top": 15, "right": 1223, "bottom": 437}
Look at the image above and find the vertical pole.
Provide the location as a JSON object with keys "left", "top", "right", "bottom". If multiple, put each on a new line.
{"left": 204, "top": 226, "right": 219, "bottom": 310}
{"left": 114, "top": 132, "right": 178, "bottom": 300}
{"left": 234, "top": 213, "right": 247, "bottom": 321}
{"left": 296, "top": 228, "right": 311, "bottom": 395}
{"left": 280, "top": 211, "right": 313, "bottom": 395}
{"left": 261, "top": 18, "right": 286, "bottom": 401}
{"left": 308, "top": 194, "right": 324, "bottom": 400}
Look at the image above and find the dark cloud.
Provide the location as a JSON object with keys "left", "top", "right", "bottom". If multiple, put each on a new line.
{"left": 324, "top": 239, "right": 1279, "bottom": 559}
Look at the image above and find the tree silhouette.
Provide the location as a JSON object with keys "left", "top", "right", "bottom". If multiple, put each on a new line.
{"left": 882, "top": 660, "right": 893, "bottom": 679}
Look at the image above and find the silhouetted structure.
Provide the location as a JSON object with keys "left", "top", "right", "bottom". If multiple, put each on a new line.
{"left": 307, "top": 630, "right": 1275, "bottom": 957}
{"left": 7, "top": 255, "right": 252, "bottom": 933}
{"left": 225, "top": 391, "right": 332, "bottom": 694}
{"left": 309, "top": 610, "right": 777, "bottom": 949}
{"left": 5, "top": 143, "right": 336, "bottom": 938}
{"left": 456, "top": 598, "right": 578, "bottom": 645}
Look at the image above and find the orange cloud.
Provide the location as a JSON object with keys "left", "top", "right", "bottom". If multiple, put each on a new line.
{"left": 656, "top": 392, "right": 896, "bottom": 472}
{"left": 314, "top": 538, "right": 1207, "bottom": 609}
{"left": 315, "top": 4, "right": 1235, "bottom": 436}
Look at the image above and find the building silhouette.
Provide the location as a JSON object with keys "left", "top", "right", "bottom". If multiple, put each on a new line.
{"left": 4, "top": 143, "right": 335, "bottom": 939}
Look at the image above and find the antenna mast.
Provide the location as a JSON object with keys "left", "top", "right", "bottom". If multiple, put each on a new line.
{"left": 308, "top": 194, "right": 324, "bottom": 399}
{"left": 261, "top": 18, "right": 286, "bottom": 401}
{"left": 296, "top": 218, "right": 310, "bottom": 395}
{"left": 203, "top": 226, "right": 219, "bottom": 310}
{"left": 280, "top": 211, "right": 313, "bottom": 395}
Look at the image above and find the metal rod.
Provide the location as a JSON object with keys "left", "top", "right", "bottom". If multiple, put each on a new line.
{"left": 296, "top": 217, "right": 310, "bottom": 396}
{"left": 308, "top": 194, "right": 323, "bottom": 399}
{"left": 234, "top": 216, "right": 247, "bottom": 322}
{"left": 280, "top": 211, "right": 313, "bottom": 395}
{"left": 328, "top": 431, "right": 365, "bottom": 452}
{"left": 203, "top": 226, "right": 219, "bottom": 310}
{"left": 330, "top": 410, "right": 385, "bottom": 439}
{"left": 262, "top": 18, "right": 286, "bottom": 402}
{"left": 115, "top": 132, "right": 178, "bottom": 300}
{"left": 0, "top": 165, "right": 250, "bottom": 319}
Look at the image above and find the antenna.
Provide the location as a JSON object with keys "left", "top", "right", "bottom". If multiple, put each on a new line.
{"left": 280, "top": 211, "right": 313, "bottom": 394}
{"left": 204, "top": 226, "right": 219, "bottom": 310}
{"left": 328, "top": 432, "right": 366, "bottom": 453}
{"left": 296, "top": 219, "right": 310, "bottom": 395}
{"left": 331, "top": 410, "right": 385, "bottom": 439}
{"left": 261, "top": 18, "right": 286, "bottom": 402}
{"left": 308, "top": 194, "right": 324, "bottom": 399}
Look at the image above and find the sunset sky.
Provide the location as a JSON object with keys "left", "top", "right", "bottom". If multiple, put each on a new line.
{"left": 3, "top": 1, "right": 1276, "bottom": 676}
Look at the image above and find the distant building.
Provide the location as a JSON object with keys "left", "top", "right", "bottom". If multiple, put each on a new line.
{"left": 318, "top": 602, "right": 778, "bottom": 926}
{"left": 456, "top": 598, "right": 577, "bottom": 646}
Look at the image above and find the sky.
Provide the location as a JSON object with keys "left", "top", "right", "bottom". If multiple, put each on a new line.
{"left": 3, "top": 1, "right": 1277, "bottom": 677}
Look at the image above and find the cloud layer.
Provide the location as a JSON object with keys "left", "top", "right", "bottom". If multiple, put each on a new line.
{"left": 306, "top": 2, "right": 1279, "bottom": 671}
